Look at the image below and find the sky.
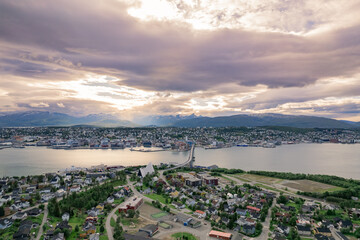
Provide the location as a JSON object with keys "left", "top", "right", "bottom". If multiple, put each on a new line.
{"left": 0, "top": 0, "right": 360, "bottom": 121}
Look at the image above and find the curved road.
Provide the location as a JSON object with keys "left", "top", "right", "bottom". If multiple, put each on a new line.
{"left": 35, "top": 204, "right": 48, "bottom": 240}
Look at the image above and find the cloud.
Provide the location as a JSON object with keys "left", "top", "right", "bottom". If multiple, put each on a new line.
{"left": 0, "top": 0, "right": 359, "bottom": 120}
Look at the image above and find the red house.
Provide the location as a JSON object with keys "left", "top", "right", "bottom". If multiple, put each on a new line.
{"left": 119, "top": 197, "right": 143, "bottom": 213}
{"left": 246, "top": 206, "right": 261, "bottom": 212}
{"left": 204, "top": 177, "right": 219, "bottom": 186}
{"left": 209, "top": 230, "right": 232, "bottom": 240}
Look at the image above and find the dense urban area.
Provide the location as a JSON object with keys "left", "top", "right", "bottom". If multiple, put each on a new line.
{"left": 1, "top": 127, "right": 360, "bottom": 240}
{"left": 1, "top": 127, "right": 360, "bottom": 150}
{"left": 1, "top": 145, "right": 360, "bottom": 240}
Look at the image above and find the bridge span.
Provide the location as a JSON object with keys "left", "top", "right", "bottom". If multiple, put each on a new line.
{"left": 166, "top": 144, "right": 195, "bottom": 170}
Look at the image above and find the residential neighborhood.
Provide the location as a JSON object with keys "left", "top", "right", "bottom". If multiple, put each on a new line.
{"left": 1, "top": 158, "right": 359, "bottom": 240}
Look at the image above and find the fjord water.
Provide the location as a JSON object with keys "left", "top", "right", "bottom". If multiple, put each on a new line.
{"left": 0, "top": 143, "right": 359, "bottom": 179}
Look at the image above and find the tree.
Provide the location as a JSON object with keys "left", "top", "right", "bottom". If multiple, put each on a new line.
{"left": 100, "top": 225, "right": 105, "bottom": 233}
{"left": 127, "top": 209, "right": 135, "bottom": 218}
{"left": 48, "top": 198, "right": 61, "bottom": 217}
{"left": 288, "top": 227, "right": 300, "bottom": 240}
{"left": 355, "top": 227, "right": 360, "bottom": 238}
{"left": 113, "top": 224, "right": 124, "bottom": 240}
{"left": 0, "top": 206, "right": 4, "bottom": 217}
{"left": 62, "top": 229, "right": 70, "bottom": 238}
{"left": 256, "top": 222, "right": 263, "bottom": 231}
{"left": 35, "top": 192, "right": 41, "bottom": 201}
{"left": 277, "top": 195, "right": 288, "bottom": 204}
{"left": 289, "top": 216, "right": 297, "bottom": 226}
{"left": 75, "top": 225, "right": 79, "bottom": 232}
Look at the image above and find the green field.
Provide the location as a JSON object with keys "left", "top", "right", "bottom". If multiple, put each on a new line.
{"left": 172, "top": 232, "right": 198, "bottom": 240}
{"left": 109, "top": 179, "right": 127, "bottom": 187}
{"left": 121, "top": 218, "right": 139, "bottom": 226}
{"left": 145, "top": 194, "right": 167, "bottom": 204}
{"left": 99, "top": 235, "right": 109, "bottom": 240}
{"left": 110, "top": 218, "right": 116, "bottom": 227}
{"left": 151, "top": 211, "right": 168, "bottom": 219}
{"left": 159, "top": 222, "right": 172, "bottom": 229}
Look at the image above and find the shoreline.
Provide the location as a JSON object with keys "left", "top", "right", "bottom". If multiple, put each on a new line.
{"left": 1, "top": 143, "right": 360, "bottom": 179}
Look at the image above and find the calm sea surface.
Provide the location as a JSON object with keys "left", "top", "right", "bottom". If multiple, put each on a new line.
{"left": 0, "top": 144, "right": 359, "bottom": 179}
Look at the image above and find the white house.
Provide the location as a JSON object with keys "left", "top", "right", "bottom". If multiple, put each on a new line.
{"left": 107, "top": 196, "right": 114, "bottom": 204}
{"left": 0, "top": 218, "right": 13, "bottom": 229}
{"left": 194, "top": 210, "right": 206, "bottom": 219}
{"left": 62, "top": 212, "right": 70, "bottom": 222}
{"left": 70, "top": 185, "right": 81, "bottom": 193}
{"left": 12, "top": 212, "right": 27, "bottom": 220}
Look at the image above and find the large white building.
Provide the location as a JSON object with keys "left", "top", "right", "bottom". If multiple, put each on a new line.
{"left": 138, "top": 163, "right": 155, "bottom": 178}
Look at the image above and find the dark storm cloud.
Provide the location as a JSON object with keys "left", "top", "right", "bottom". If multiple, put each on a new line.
{"left": 1, "top": 0, "right": 360, "bottom": 92}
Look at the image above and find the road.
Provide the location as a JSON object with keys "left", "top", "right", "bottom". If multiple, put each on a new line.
{"left": 35, "top": 204, "right": 48, "bottom": 240}
{"left": 105, "top": 202, "right": 122, "bottom": 240}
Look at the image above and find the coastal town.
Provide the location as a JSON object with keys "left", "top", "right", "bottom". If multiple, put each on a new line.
{"left": 0, "top": 127, "right": 360, "bottom": 151}
{"left": 1, "top": 151, "right": 360, "bottom": 240}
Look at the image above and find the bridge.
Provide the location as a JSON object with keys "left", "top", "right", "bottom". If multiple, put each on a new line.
{"left": 166, "top": 144, "right": 195, "bottom": 170}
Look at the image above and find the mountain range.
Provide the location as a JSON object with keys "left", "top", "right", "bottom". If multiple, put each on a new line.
{"left": 171, "top": 113, "right": 360, "bottom": 128}
{"left": 133, "top": 114, "right": 198, "bottom": 126}
{"left": 0, "top": 111, "right": 135, "bottom": 127}
{"left": 0, "top": 111, "right": 359, "bottom": 128}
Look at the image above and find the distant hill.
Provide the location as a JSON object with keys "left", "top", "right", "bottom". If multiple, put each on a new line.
{"left": 133, "top": 114, "right": 198, "bottom": 126}
{"left": 0, "top": 111, "right": 358, "bottom": 129}
{"left": 339, "top": 120, "right": 360, "bottom": 127}
{"left": 171, "top": 113, "right": 358, "bottom": 128}
{"left": 0, "top": 111, "right": 136, "bottom": 127}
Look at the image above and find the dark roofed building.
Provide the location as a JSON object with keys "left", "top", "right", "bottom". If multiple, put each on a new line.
{"left": 139, "top": 224, "right": 159, "bottom": 237}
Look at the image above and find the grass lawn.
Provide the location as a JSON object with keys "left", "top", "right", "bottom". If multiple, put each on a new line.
{"left": 145, "top": 194, "right": 167, "bottom": 204}
{"left": 255, "top": 183, "right": 283, "bottom": 193}
{"left": 159, "top": 222, "right": 172, "bottom": 229}
{"left": 240, "top": 173, "right": 282, "bottom": 184}
{"left": 172, "top": 232, "right": 199, "bottom": 240}
{"left": 109, "top": 179, "right": 127, "bottom": 187}
{"left": 48, "top": 216, "right": 62, "bottom": 228}
{"left": 113, "top": 198, "right": 124, "bottom": 205}
{"left": 151, "top": 211, "right": 168, "bottom": 219}
{"left": 231, "top": 174, "right": 251, "bottom": 183}
{"left": 282, "top": 179, "right": 344, "bottom": 193}
{"left": 99, "top": 235, "right": 109, "bottom": 240}
{"left": 29, "top": 213, "right": 44, "bottom": 225}
{"left": 110, "top": 218, "right": 116, "bottom": 227}
{"left": 68, "top": 215, "right": 86, "bottom": 229}
{"left": 219, "top": 175, "right": 235, "bottom": 183}
{"left": 318, "top": 209, "right": 347, "bottom": 220}
{"left": 0, "top": 224, "right": 19, "bottom": 240}
{"left": 121, "top": 218, "right": 139, "bottom": 226}
{"left": 96, "top": 225, "right": 107, "bottom": 234}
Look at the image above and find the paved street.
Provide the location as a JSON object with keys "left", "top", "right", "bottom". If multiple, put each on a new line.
{"left": 35, "top": 204, "right": 48, "bottom": 240}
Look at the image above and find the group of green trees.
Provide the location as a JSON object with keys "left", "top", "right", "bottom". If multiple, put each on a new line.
{"left": 210, "top": 168, "right": 245, "bottom": 174}
{"left": 113, "top": 216, "right": 124, "bottom": 240}
{"left": 48, "top": 172, "right": 128, "bottom": 217}
{"left": 151, "top": 200, "right": 171, "bottom": 212}
{"left": 248, "top": 170, "right": 360, "bottom": 188}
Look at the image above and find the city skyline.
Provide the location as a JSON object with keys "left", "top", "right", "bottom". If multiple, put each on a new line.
{"left": 1, "top": 0, "right": 360, "bottom": 121}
